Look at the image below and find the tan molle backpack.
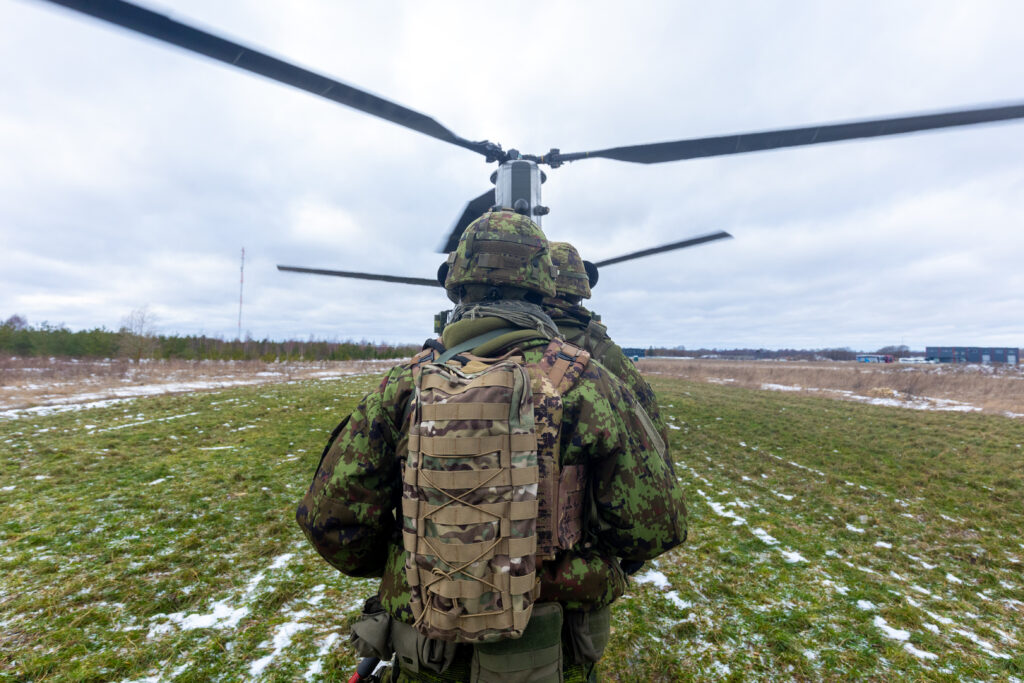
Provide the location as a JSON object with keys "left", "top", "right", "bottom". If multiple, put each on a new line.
{"left": 403, "top": 339, "right": 589, "bottom": 643}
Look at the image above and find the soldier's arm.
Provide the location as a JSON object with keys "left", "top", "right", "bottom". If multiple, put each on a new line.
{"left": 562, "top": 364, "right": 687, "bottom": 562}
{"left": 604, "top": 343, "right": 672, "bottom": 465}
{"left": 295, "top": 366, "right": 413, "bottom": 577}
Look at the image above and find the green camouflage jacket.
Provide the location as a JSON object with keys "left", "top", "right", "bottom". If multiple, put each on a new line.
{"left": 296, "top": 319, "right": 687, "bottom": 622}
{"left": 543, "top": 297, "right": 670, "bottom": 457}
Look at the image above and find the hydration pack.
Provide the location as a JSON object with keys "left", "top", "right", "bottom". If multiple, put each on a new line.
{"left": 403, "top": 338, "right": 589, "bottom": 643}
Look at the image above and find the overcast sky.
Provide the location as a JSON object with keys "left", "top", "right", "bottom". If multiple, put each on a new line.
{"left": 2, "top": 1, "right": 1023, "bottom": 350}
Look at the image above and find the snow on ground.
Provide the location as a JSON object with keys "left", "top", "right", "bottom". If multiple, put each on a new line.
{"left": 679, "top": 438, "right": 1023, "bottom": 670}
{"left": 147, "top": 552, "right": 295, "bottom": 639}
{"left": 303, "top": 632, "right": 341, "bottom": 680}
{"left": 758, "top": 383, "right": 982, "bottom": 413}
{"left": 634, "top": 569, "right": 671, "bottom": 589}
{"left": 249, "top": 615, "right": 312, "bottom": 678}
{"left": 0, "top": 359, "right": 397, "bottom": 420}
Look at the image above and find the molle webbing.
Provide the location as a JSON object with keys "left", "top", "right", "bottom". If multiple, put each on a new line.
{"left": 404, "top": 359, "right": 540, "bottom": 643}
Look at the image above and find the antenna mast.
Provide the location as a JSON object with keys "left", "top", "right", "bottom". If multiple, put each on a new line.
{"left": 238, "top": 247, "right": 245, "bottom": 341}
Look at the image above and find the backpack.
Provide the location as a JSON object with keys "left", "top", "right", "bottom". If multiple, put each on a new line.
{"left": 403, "top": 338, "right": 589, "bottom": 643}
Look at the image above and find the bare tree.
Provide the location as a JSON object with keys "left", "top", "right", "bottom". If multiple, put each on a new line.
{"left": 3, "top": 314, "right": 27, "bottom": 330}
{"left": 118, "top": 307, "right": 158, "bottom": 363}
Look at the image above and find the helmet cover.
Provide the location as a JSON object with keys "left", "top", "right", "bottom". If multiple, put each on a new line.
{"left": 549, "top": 241, "right": 592, "bottom": 300}
{"left": 444, "top": 210, "right": 557, "bottom": 301}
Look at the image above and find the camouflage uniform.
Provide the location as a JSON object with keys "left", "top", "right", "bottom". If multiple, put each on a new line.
{"left": 544, "top": 242, "right": 670, "bottom": 456}
{"left": 297, "top": 212, "right": 687, "bottom": 681}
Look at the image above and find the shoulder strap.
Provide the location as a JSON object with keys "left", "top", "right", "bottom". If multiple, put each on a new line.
{"left": 540, "top": 338, "right": 591, "bottom": 393}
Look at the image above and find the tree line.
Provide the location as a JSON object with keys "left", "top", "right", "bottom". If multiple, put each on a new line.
{"left": 0, "top": 316, "right": 418, "bottom": 362}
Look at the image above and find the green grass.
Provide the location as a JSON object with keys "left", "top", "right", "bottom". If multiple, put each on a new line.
{"left": 1, "top": 374, "right": 1022, "bottom": 681}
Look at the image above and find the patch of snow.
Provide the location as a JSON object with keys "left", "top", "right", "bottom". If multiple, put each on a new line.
{"left": 779, "top": 549, "right": 807, "bottom": 563}
{"left": 249, "top": 621, "right": 312, "bottom": 677}
{"left": 304, "top": 632, "right": 341, "bottom": 680}
{"left": 1, "top": 486, "right": 14, "bottom": 492}
{"left": 665, "top": 591, "right": 692, "bottom": 610}
{"left": 875, "top": 541, "right": 892, "bottom": 549}
{"left": 0, "top": 397, "right": 136, "bottom": 421}
{"left": 856, "top": 600, "right": 876, "bottom": 610}
{"left": 146, "top": 478, "right": 168, "bottom": 486}
{"left": 696, "top": 489, "right": 746, "bottom": 526}
{"left": 751, "top": 528, "right": 779, "bottom": 545}
{"left": 710, "top": 661, "right": 731, "bottom": 677}
{"left": 951, "top": 627, "right": 1010, "bottom": 660}
{"left": 903, "top": 642, "right": 938, "bottom": 661}
{"left": 846, "top": 523, "right": 865, "bottom": 534}
{"left": 762, "top": 383, "right": 802, "bottom": 392}
{"left": 873, "top": 616, "right": 910, "bottom": 642}
{"left": 148, "top": 599, "right": 248, "bottom": 639}
{"left": 634, "top": 569, "right": 670, "bottom": 589}
{"left": 945, "top": 573, "right": 962, "bottom": 584}
{"left": 667, "top": 423, "right": 681, "bottom": 430}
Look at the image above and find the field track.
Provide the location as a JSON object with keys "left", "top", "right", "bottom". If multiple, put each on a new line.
{"left": 1, "top": 368, "right": 1021, "bottom": 681}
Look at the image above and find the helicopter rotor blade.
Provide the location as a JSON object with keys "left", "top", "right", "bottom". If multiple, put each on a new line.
{"left": 39, "top": 0, "right": 498, "bottom": 159}
{"left": 280, "top": 231, "right": 731, "bottom": 288}
{"left": 552, "top": 102, "right": 1024, "bottom": 165}
{"left": 439, "top": 189, "right": 496, "bottom": 253}
{"left": 277, "top": 265, "right": 441, "bottom": 288}
{"left": 592, "top": 230, "right": 732, "bottom": 268}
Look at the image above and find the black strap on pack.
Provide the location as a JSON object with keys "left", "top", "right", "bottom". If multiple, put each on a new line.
{"left": 422, "top": 338, "right": 447, "bottom": 353}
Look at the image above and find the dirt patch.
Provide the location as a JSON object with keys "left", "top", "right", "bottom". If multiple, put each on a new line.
{"left": 639, "top": 358, "right": 1024, "bottom": 417}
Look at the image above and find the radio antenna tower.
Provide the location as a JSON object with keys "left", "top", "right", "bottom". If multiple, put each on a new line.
{"left": 237, "top": 247, "right": 245, "bottom": 341}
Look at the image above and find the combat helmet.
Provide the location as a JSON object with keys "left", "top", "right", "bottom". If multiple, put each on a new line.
{"left": 549, "top": 242, "right": 592, "bottom": 300}
{"left": 442, "top": 210, "right": 557, "bottom": 303}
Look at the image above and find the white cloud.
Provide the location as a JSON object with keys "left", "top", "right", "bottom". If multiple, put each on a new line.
{"left": 2, "top": 0, "right": 1023, "bottom": 348}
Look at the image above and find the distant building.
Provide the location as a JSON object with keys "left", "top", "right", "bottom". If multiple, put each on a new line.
{"left": 856, "top": 354, "right": 894, "bottom": 363}
{"left": 925, "top": 347, "right": 1019, "bottom": 364}
{"left": 622, "top": 347, "right": 646, "bottom": 359}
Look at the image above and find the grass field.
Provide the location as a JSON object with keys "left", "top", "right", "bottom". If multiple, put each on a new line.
{"left": 1, "top": 371, "right": 1022, "bottom": 681}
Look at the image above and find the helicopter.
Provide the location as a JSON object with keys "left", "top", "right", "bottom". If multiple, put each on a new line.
{"left": 16, "top": 0, "right": 1024, "bottom": 346}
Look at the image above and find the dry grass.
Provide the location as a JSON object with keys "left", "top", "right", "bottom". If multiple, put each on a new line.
{"left": 638, "top": 358, "right": 1024, "bottom": 416}
{"left": 0, "top": 356, "right": 395, "bottom": 411}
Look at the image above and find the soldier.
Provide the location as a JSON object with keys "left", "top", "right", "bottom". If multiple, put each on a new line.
{"left": 296, "top": 210, "right": 687, "bottom": 682}
{"left": 544, "top": 242, "right": 670, "bottom": 457}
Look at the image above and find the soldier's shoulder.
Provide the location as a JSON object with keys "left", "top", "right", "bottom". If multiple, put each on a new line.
{"left": 374, "top": 359, "right": 418, "bottom": 398}
{"left": 570, "top": 354, "right": 633, "bottom": 403}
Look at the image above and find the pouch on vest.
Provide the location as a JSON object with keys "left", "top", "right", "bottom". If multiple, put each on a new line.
{"left": 471, "top": 602, "right": 564, "bottom": 683}
{"left": 391, "top": 619, "right": 459, "bottom": 675}
{"left": 349, "top": 595, "right": 394, "bottom": 661}
{"left": 564, "top": 605, "right": 611, "bottom": 665}
{"left": 404, "top": 358, "right": 541, "bottom": 643}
